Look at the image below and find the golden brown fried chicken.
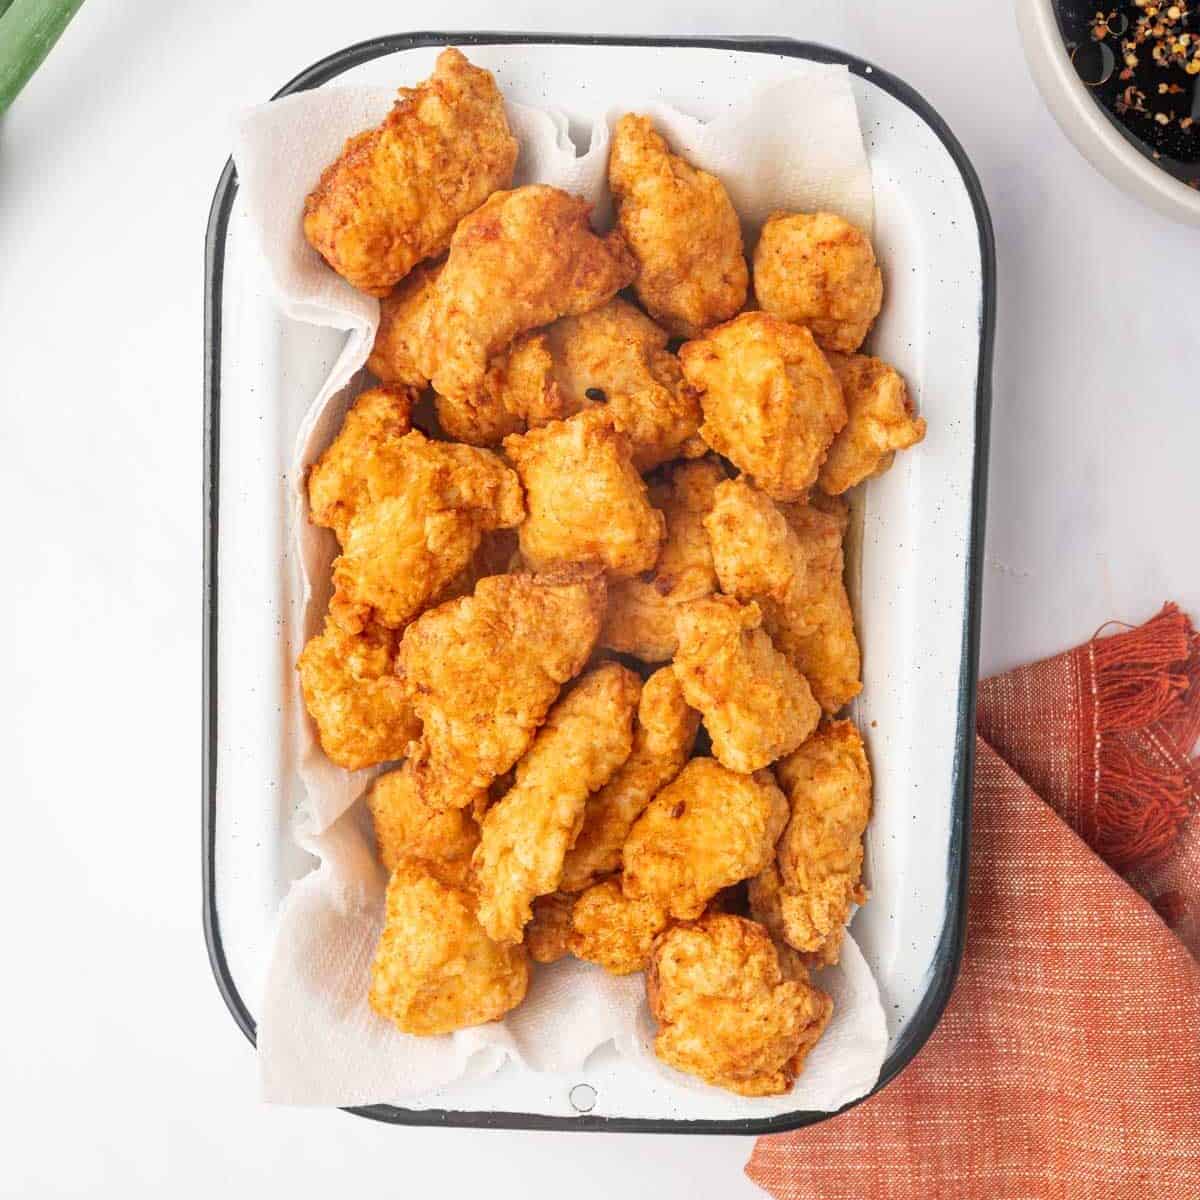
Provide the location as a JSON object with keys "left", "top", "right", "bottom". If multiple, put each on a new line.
{"left": 601, "top": 458, "right": 725, "bottom": 662}
{"left": 303, "top": 49, "right": 518, "bottom": 297}
{"left": 680, "top": 312, "right": 846, "bottom": 502}
{"left": 368, "top": 859, "right": 528, "bottom": 1035}
{"left": 752, "top": 210, "right": 883, "bottom": 354}
{"left": 647, "top": 913, "right": 832, "bottom": 1095}
{"left": 748, "top": 719, "right": 872, "bottom": 966}
{"left": 366, "top": 262, "right": 443, "bottom": 387}
{"left": 608, "top": 114, "right": 748, "bottom": 338}
{"left": 474, "top": 664, "right": 642, "bottom": 944}
{"left": 367, "top": 759, "right": 481, "bottom": 873}
{"left": 560, "top": 667, "right": 699, "bottom": 893}
{"left": 672, "top": 596, "right": 820, "bottom": 774}
{"left": 623, "top": 758, "right": 788, "bottom": 920}
{"left": 328, "top": 430, "right": 524, "bottom": 631}
{"left": 415, "top": 185, "right": 636, "bottom": 426}
{"left": 525, "top": 892, "right": 577, "bottom": 964}
{"left": 817, "top": 353, "right": 926, "bottom": 495}
{"left": 397, "top": 568, "right": 606, "bottom": 801}
{"left": 307, "top": 385, "right": 416, "bottom": 545}
{"left": 568, "top": 878, "right": 670, "bottom": 975}
{"left": 504, "top": 409, "right": 665, "bottom": 578}
{"left": 297, "top": 615, "right": 420, "bottom": 771}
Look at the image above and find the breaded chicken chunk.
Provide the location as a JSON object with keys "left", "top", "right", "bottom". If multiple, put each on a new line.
{"left": 367, "top": 759, "right": 481, "bottom": 873}
{"left": 560, "top": 667, "right": 700, "bottom": 892}
{"left": 525, "top": 892, "right": 577, "bottom": 964}
{"left": 749, "top": 720, "right": 872, "bottom": 966}
{"left": 415, "top": 185, "right": 636, "bottom": 424}
{"left": 366, "top": 262, "right": 443, "bottom": 388}
{"left": 623, "top": 758, "right": 788, "bottom": 919}
{"left": 329, "top": 430, "right": 524, "bottom": 631}
{"left": 770, "top": 496, "right": 862, "bottom": 713}
{"left": 647, "top": 913, "right": 832, "bottom": 1095}
{"left": 368, "top": 859, "right": 528, "bottom": 1035}
{"left": 474, "top": 664, "right": 641, "bottom": 943}
{"left": 818, "top": 353, "right": 926, "bottom": 495}
{"left": 303, "top": 49, "right": 518, "bottom": 296}
{"left": 752, "top": 210, "right": 883, "bottom": 354}
{"left": 398, "top": 568, "right": 606, "bottom": 801}
{"left": 297, "top": 615, "right": 420, "bottom": 771}
{"left": 608, "top": 114, "right": 748, "bottom": 338}
{"left": 568, "top": 878, "right": 670, "bottom": 975}
{"left": 601, "top": 458, "right": 724, "bottom": 662}
{"left": 680, "top": 312, "right": 846, "bottom": 502}
{"left": 672, "top": 596, "right": 820, "bottom": 774}
{"left": 504, "top": 409, "right": 665, "bottom": 578}
{"left": 307, "top": 385, "right": 415, "bottom": 545}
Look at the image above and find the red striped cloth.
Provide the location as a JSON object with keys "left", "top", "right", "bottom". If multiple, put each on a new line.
{"left": 747, "top": 604, "right": 1200, "bottom": 1198}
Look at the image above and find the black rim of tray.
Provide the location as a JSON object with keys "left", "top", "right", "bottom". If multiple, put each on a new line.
{"left": 203, "top": 31, "right": 995, "bottom": 1135}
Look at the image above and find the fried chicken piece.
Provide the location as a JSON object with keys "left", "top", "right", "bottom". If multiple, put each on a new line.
{"left": 647, "top": 913, "right": 832, "bottom": 1095}
{"left": 568, "top": 878, "right": 670, "bottom": 975}
{"left": 749, "top": 719, "right": 872, "bottom": 966}
{"left": 623, "top": 758, "right": 788, "bottom": 920}
{"left": 504, "top": 408, "right": 665, "bottom": 578}
{"left": 307, "top": 385, "right": 415, "bottom": 545}
{"left": 328, "top": 430, "right": 524, "bottom": 631}
{"left": 560, "top": 667, "right": 700, "bottom": 892}
{"left": 415, "top": 185, "right": 636, "bottom": 424}
{"left": 672, "top": 596, "right": 820, "bottom": 774}
{"left": 474, "top": 664, "right": 642, "bottom": 943}
{"left": 608, "top": 114, "right": 748, "bottom": 338}
{"left": 752, "top": 210, "right": 883, "bottom": 354}
{"left": 303, "top": 49, "right": 518, "bottom": 296}
{"left": 601, "top": 458, "right": 724, "bottom": 662}
{"left": 680, "top": 312, "right": 846, "bottom": 502}
{"left": 297, "top": 614, "right": 420, "bottom": 771}
{"left": 769, "top": 496, "right": 862, "bottom": 713}
{"left": 817, "top": 353, "right": 926, "bottom": 495}
{"left": 367, "top": 262, "right": 442, "bottom": 387}
{"left": 367, "top": 759, "right": 481, "bottom": 873}
{"left": 525, "top": 892, "right": 577, "bottom": 964}
{"left": 398, "top": 568, "right": 606, "bottom": 800}
{"left": 368, "top": 859, "right": 528, "bottom": 1035}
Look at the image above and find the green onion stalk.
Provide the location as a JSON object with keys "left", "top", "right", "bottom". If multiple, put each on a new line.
{"left": 0, "top": 0, "right": 85, "bottom": 114}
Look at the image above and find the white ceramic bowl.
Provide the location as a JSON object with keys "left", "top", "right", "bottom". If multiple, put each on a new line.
{"left": 1016, "top": 0, "right": 1200, "bottom": 225}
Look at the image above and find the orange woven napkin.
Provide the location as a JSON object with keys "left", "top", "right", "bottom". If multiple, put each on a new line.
{"left": 747, "top": 604, "right": 1200, "bottom": 1198}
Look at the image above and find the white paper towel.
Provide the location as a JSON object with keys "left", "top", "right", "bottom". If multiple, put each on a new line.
{"left": 232, "top": 58, "right": 887, "bottom": 1112}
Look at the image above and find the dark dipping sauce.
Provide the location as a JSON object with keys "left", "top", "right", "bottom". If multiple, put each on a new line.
{"left": 1054, "top": 0, "right": 1200, "bottom": 188}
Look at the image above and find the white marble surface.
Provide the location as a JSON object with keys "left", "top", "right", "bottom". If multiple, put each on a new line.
{"left": 1, "top": 2, "right": 1196, "bottom": 1196}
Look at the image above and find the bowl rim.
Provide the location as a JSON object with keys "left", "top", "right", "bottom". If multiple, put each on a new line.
{"left": 202, "top": 31, "right": 995, "bottom": 1135}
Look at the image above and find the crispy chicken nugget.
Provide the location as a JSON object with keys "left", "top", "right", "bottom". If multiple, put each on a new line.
{"left": 623, "top": 758, "right": 788, "bottom": 920}
{"left": 680, "top": 312, "right": 846, "bottom": 502}
{"left": 647, "top": 913, "right": 832, "bottom": 1095}
{"left": 769, "top": 496, "right": 862, "bottom": 713}
{"left": 753, "top": 210, "right": 883, "bottom": 354}
{"left": 367, "top": 262, "right": 443, "bottom": 388}
{"left": 367, "top": 759, "right": 481, "bottom": 873}
{"left": 369, "top": 859, "right": 528, "bottom": 1035}
{"left": 601, "top": 458, "right": 725, "bottom": 662}
{"left": 817, "top": 353, "right": 926, "bottom": 495}
{"left": 560, "top": 667, "right": 700, "bottom": 892}
{"left": 307, "top": 385, "right": 416, "bottom": 545}
{"left": 303, "top": 49, "right": 518, "bottom": 297}
{"left": 504, "top": 408, "right": 665, "bottom": 578}
{"left": 608, "top": 114, "right": 748, "bottom": 338}
{"left": 397, "top": 568, "right": 606, "bottom": 800}
{"left": 328, "top": 430, "right": 524, "bottom": 632}
{"left": 416, "top": 185, "right": 636, "bottom": 423}
{"left": 672, "top": 596, "right": 820, "bottom": 774}
{"left": 474, "top": 664, "right": 642, "bottom": 944}
{"left": 297, "top": 615, "right": 420, "bottom": 771}
{"left": 749, "top": 719, "right": 872, "bottom": 966}
{"left": 568, "top": 878, "right": 670, "bottom": 975}
{"left": 525, "top": 892, "right": 577, "bottom": 964}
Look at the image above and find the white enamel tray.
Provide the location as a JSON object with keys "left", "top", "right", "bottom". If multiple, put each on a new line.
{"left": 203, "top": 34, "right": 994, "bottom": 1134}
